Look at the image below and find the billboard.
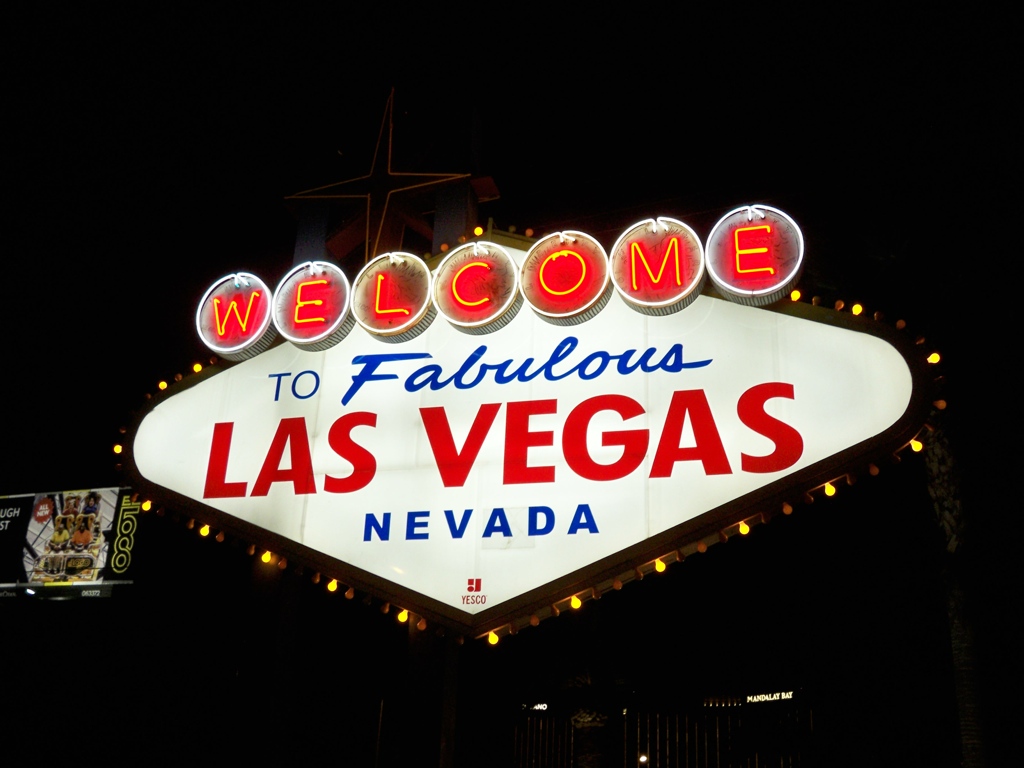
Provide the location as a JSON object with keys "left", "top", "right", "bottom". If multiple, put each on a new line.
{"left": 124, "top": 207, "right": 932, "bottom": 636}
{"left": 0, "top": 487, "right": 140, "bottom": 598}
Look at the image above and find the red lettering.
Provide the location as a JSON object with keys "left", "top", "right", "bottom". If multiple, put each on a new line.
{"left": 650, "top": 390, "right": 732, "bottom": 477}
{"left": 504, "top": 400, "right": 556, "bottom": 484}
{"left": 562, "top": 395, "right": 648, "bottom": 481}
{"left": 324, "top": 412, "right": 378, "bottom": 493}
{"left": 737, "top": 382, "right": 803, "bottom": 472}
{"left": 203, "top": 422, "right": 248, "bottom": 498}
{"left": 420, "top": 403, "right": 501, "bottom": 487}
{"left": 251, "top": 417, "right": 317, "bottom": 496}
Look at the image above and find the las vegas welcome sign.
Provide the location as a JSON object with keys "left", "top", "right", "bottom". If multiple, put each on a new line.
{"left": 126, "top": 206, "right": 930, "bottom": 636}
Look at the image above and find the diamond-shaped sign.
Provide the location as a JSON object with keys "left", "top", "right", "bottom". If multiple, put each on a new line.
{"left": 127, "top": 281, "right": 929, "bottom": 637}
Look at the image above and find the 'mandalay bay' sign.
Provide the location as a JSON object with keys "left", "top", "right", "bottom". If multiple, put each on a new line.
{"left": 127, "top": 206, "right": 928, "bottom": 634}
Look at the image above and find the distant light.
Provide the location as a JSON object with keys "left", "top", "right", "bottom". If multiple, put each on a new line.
{"left": 790, "top": 289, "right": 801, "bottom": 301}
{"left": 488, "top": 631, "right": 499, "bottom": 645}
{"left": 824, "top": 482, "right": 837, "bottom": 497}
{"left": 910, "top": 438, "right": 924, "bottom": 452}
{"left": 199, "top": 524, "right": 210, "bottom": 537}
{"left": 473, "top": 225, "right": 484, "bottom": 236}
{"left": 113, "top": 444, "right": 123, "bottom": 454}
{"left": 654, "top": 558, "right": 666, "bottom": 573}
{"left": 158, "top": 381, "right": 168, "bottom": 390}
{"left": 192, "top": 363, "right": 203, "bottom": 373}
{"left": 398, "top": 609, "right": 409, "bottom": 622}
{"left": 739, "top": 520, "right": 750, "bottom": 535}
{"left": 851, "top": 303, "right": 863, "bottom": 315}
{"left": 261, "top": 550, "right": 272, "bottom": 563}
{"left": 327, "top": 579, "right": 338, "bottom": 592}
{"left": 570, "top": 595, "right": 582, "bottom": 609}
{"left": 927, "top": 352, "right": 940, "bottom": 364}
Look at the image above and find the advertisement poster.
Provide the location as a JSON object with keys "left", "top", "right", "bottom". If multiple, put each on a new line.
{"left": 0, "top": 487, "right": 138, "bottom": 598}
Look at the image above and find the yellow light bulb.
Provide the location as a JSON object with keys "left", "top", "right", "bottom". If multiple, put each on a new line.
{"left": 910, "top": 438, "right": 923, "bottom": 452}
{"left": 927, "top": 352, "right": 940, "bottom": 364}
{"left": 488, "top": 631, "right": 499, "bottom": 645}
{"left": 570, "top": 595, "right": 582, "bottom": 609}
{"left": 824, "top": 482, "right": 836, "bottom": 497}
{"left": 113, "top": 444, "right": 123, "bottom": 454}
{"left": 398, "top": 609, "right": 409, "bottom": 622}
{"left": 790, "top": 289, "right": 801, "bottom": 301}
{"left": 158, "top": 381, "right": 168, "bottom": 390}
{"left": 141, "top": 500, "right": 152, "bottom": 511}
{"left": 193, "top": 363, "right": 203, "bottom": 373}
{"left": 199, "top": 524, "right": 210, "bottom": 537}
{"left": 261, "top": 550, "right": 272, "bottom": 563}
{"left": 851, "top": 303, "right": 863, "bottom": 315}
{"left": 473, "top": 225, "right": 484, "bottom": 236}
{"left": 654, "top": 558, "right": 666, "bottom": 573}
{"left": 739, "top": 521, "right": 750, "bottom": 535}
{"left": 327, "top": 579, "right": 338, "bottom": 592}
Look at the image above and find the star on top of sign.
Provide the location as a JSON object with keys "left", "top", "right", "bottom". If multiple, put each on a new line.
{"left": 286, "top": 88, "right": 486, "bottom": 268}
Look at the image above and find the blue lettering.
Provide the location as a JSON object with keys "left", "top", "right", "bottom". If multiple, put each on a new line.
{"left": 291, "top": 370, "right": 320, "bottom": 399}
{"left": 528, "top": 506, "right": 555, "bottom": 536}
{"left": 482, "top": 508, "right": 512, "bottom": 538}
{"left": 269, "top": 372, "right": 290, "bottom": 401}
{"left": 567, "top": 504, "right": 599, "bottom": 534}
{"left": 343, "top": 353, "right": 432, "bottom": 405}
{"left": 406, "top": 510, "right": 429, "bottom": 540}
{"left": 444, "top": 509, "right": 473, "bottom": 539}
{"left": 363, "top": 512, "right": 391, "bottom": 541}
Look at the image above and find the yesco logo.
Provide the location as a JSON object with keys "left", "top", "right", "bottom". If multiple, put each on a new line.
{"left": 464, "top": 578, "right": 486, "bottom": 605}
{"left": 196, "top": 206, "right": 803, "bottom": 361}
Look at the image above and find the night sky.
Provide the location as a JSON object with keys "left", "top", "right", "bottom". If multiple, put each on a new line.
{"left": 4, "top": 6, "right": 1016, "bottom": 766}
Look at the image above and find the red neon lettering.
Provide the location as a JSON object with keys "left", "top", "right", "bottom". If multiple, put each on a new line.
{"left": 737, "top": 382, "right": 803, "bottom": 472}
{"left": 452, "top": 261, "right": 492, "bottom": 307}
{"left": 324, "top": 412, "right": 378, "bottom": 493}
{"left": 562, "top": 395, "right": 649, "bottom": 481}
{"left": 251, "top": 417, "right": 316, "bottom": 496}
{"left": 734, "top": 225, "right": 774, "bottom": 276}
{"left": 203, "top": 422, "right": 248, "bottom": 498}
{"left": 213, "top": 291, "right": 262, "bottom": 337}
{"left": 420, "top": 403, "right": 501, "bottom": 487}
{"left": 650, "top": 390, "right": 732, "bottom": 477}
{"left": 630, "top": 237, "right": 682, "bottom": 291}
{"left": 538, "top": 250, "right": 587, "bottom": 296}
{"left": 504, "top": 399, "right": 557, "bottom": 484}
{"left": 374, "top": 273, "right": 411, "bottom": 316}
{"left": 294, "top": 279, "right": 328, "bottom": 325}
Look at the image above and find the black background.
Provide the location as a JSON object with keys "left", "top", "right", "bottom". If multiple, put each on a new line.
{"left": 3, "top": 6, "right": 1016, "bottom": 766}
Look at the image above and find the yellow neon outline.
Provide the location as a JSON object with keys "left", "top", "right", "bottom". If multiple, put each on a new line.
{"left": 734, "top": 225, "right": 775, "bottom": 275}
{"left": 213, "top": 291, "right": 262, "bottom": 337}
{"left": 451, "top": 261, "right": 491, "bottom": 307}
{"left": 294, "top": 279, "right": 328, "bottom": 324}
{"left": 630, "top": 237, "right": 682, "bottom": 291}
{"left": 374, "top": 273, "right": 410, "bottom": 316}
{"left": 538, "top": 250, "right": 587, "bottom": 296}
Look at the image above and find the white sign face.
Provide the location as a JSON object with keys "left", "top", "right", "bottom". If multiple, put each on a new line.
{"left": 133, "top": 278, "right": 915, "bottom": 627}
